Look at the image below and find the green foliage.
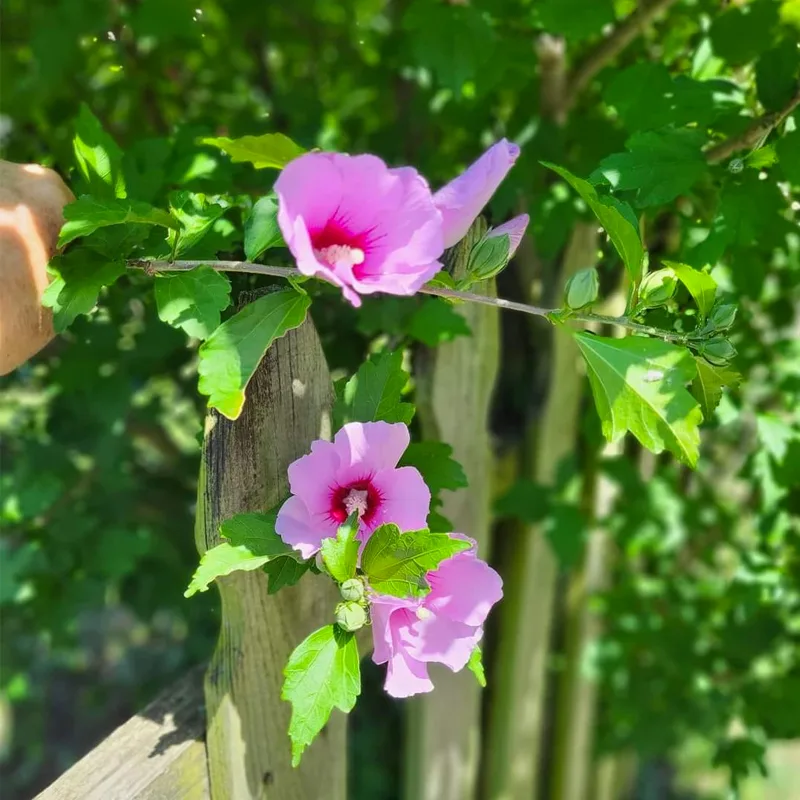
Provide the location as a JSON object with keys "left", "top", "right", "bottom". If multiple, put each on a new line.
{"left": 166, "top": 191, "right": 226, "bottom": 257}
{"left": 244, "top": 196, "right": 283, "bottom": 261}
{"left": 58, "top": 197, "right": 178, "bottom": 247}
{"left": 154, "top": 267, "right": 231, "bottom": 339}
{"left": 360, "top": 525, "right": 470, "bottom": 599}
{"left": 201, "top": 133, "right": 305, "bottom": 169}
{"left": 399, "top": 442, "right": 468, "bottom": 496}
{"left": 543, "top": 162, "right": 644, "bottom": 283}
{"left": 663, "top": 261, "right": 717, "bottom": 320}
{"left": 406, "top": 299, "right": 471, "bottom": 347}
{"left": 535, "top": 0, "right": 615, "bottom": 42}
{"left": 197, "top": 289, "right": 311, "bottom": 419}
{"left": 691, "top": 359, "right": 741, "bottom": 420}
{"left": 564, "top": 267, "right": 600, "bottom": 310}
{"left": 335, "top": 350, "right": 415, "bottom": 426}
{"left": 467, "top": 646, "right": 486, "bottom": 688}
{"left": 321, "top": 514, "right": 360, "bottom": 584}
{"left": 73, "top": 103, "right": 126, "bottom": 198}
{"left": 574, "top": 333, "right": 703, "bottom": 466}
{"left": 282, "top": 625, "right": 361, "bottom": 767}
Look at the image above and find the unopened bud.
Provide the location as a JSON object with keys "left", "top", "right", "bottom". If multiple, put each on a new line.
{"left": 565, "top": 268, "right": 599, "bottom": 310}
{"left": 701, "top": 336, "right": 737, "bottom": 366}
{"left": 340, "top": 578, "right": 365, "bottom": 603}
{"left": 335, "top": 601, "right": 368, "bottom": 633}
{"left": 639, "top": 268, "right": 677, "bottom": 308}
{"left": 468, "top": 235, "right": 510, "bottom": 281}
{"left": 709, "top": 303, "right": 737, "bottom": 331}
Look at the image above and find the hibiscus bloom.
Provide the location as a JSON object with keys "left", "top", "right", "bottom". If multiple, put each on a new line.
{"left": 275, "top": 421, "right": 430, "bottom": 559}
{"left": 370, "top": 537, "right": 503, "bottom": 698}
{"left": 275, "top": 140, "right": 519, "bottom": 306}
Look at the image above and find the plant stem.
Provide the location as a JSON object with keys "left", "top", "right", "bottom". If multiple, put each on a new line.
{"left": 128, "top": 259, "right": 691, "bottom": 344}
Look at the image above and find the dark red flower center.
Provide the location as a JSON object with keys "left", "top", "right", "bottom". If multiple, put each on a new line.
{"left": 329, "top": 480, "right": 381, "bottom": 525}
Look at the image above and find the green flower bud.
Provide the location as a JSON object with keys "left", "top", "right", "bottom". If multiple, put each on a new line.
{"left": 639, "top": 268, "right": 677, "bottom": 308}
{"left": 340, "top": 578, "right": 365, "bottom": 603}
{"left": 335, "top": 601, "right": 368, "bottom": 633}
{"left": 709, "top": 303, "right": 737, "bottom": 331}
{"left": 565, "top": 267, "right": 599, "bottom": 310}
{"left": 701, "top": 336, "right": 737, "bottom": 366}
{"left": 468, "top": 234, "right": 510, "bottom": 282}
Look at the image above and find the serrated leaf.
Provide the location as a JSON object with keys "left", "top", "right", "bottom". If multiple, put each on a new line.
{"left": 198, "top": 289, "right": 311, "bottom": 420}
{"left": 201, "top": 133, "right": 305, "bottom": 169}
{"left": 574, "top": 332, "right": 703, "bottom": 466}
{"left": 282, "top": 625, "right": 360, "bottom": 767}
{"left": 321, "top": 513, "right": 360, "bottom": 584}
{"left": 58, "top": 196, "right": 179, "bottom": 248}
{"left": 73, "top": 104, "right": 126, "bottom": 199}
{"left": 245, "top": 196, "right": 284, "bottom": 260}
{"left": 691, "top": 358, "right": 741, "bottom": 420}
{"left": 399, "top": 442, "right": 468, "bottom": 494}
{"left": 361, "top": 524, "right": 470, "bottom": 599}
{"left": 757, "top": 414, "right": 796, "bottom": 463}
{"left": 591, "top": 130, "right": 707, "bottom": 207}
{"left": 407, "top": 298, "right": 471, "bottom": 347}
{"left": 542, "top": 162, "right": 644, "bottom": 283}
{"left": 167, "top": 191, "right": 226, "bottom": 257}
{"left": 264, "top": 556, "right": 311, "bottom": 594}
{"left": 335, "top": 350, "right": 415, "bottom": 426}
{"left": 662, "top": 261, "right": 717, "bottom": 320}
{"left": 184, "top": 543, "right": 273, "bottom": 597}
{"left": 467, "top": 645, "right": 486, "bottom": 688}
{"left": 42, "top": 250, "right": 124, "bottom": 332}
{"left": 155, "top": 267, "right": 231, "bottom": 340}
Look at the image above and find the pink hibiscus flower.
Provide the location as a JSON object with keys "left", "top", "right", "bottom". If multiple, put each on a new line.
{"left": 370, "top": 538, "right": 503, "bottom": 698}
{"left": 275, "top": 140, "right": 519, "bottom": 306}
{"left": 274, "top": 421, "right": 430, "bottom": 559}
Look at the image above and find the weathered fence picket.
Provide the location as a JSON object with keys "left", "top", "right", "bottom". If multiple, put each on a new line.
{"left": 405, "top": 220, "right": 501, "bottom": 800}
{"left": 195, "top": 298, "right": 346, "bottom": 800}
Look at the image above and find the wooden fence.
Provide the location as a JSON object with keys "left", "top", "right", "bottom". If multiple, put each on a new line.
{"left": 35, "top": 224, "right": 622, "bottom": 800}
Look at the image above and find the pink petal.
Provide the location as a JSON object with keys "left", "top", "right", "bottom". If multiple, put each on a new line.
{"left": 371, "top": 598, "right": 415, "bottom": 665}
{"left": 404, "top": 613, "right": 483, "bottom": 672}
{"left": 425, "top": 551, "right": 504, "bottom": 627}
{"left": 434, "top": 139, "right": 521, "bottom": 249}
{"left": 384, "top": 648, "right": 434, "bottom": 698}
{"left": 276, "top": 153, "right": 343, "bottom": 241}
{"left": 274, "top": 495, "right": 335, "bottom": 559}
{"left": 287, "top": 439, "right": 341, "bottom": 516}
{"left": 333, "top": 421, "right": 411, "bottom": 482}
{"left": 370, "top": 466, "right": 431, "bottom": 532}
{"left": 487, "top": 213, "right": 529, "bottom": 258}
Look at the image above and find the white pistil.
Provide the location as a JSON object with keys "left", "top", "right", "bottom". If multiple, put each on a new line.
{"left": 416, "top": 607, "right": 432, "bottom": 621}
{"left": 315, "top": 244, "right": 365, "bottom": 270}
{"left": 343, "top": 488, "right": 369, "bottom": 518}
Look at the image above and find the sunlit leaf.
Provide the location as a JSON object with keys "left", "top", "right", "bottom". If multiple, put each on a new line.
{"left": 155, "top": 267, "right": 231, "bottom": 339}
{"left": 201, "top": 133, "right": 305, "bottom": 169}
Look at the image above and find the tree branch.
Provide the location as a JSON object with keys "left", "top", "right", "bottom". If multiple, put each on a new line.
{"left": 128, "top": 259, "right": 691, "bottom": 344}
{"left": 705, "top": 86, "right": 800, "bottom": 164}
{"left": 563, "top": 0, "right": 680, "bottom": 112}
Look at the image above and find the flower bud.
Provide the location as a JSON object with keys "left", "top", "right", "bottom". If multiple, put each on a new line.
{"left": 340, "top": 578, "right": 365, "bottom": 603}
{"left": 467, "top": 234, "right": 510, "bottom": 282}
{"left": 565, "top": 268, "right": 599, "bottom": 310}
{"left": 335, "top": 601, "right": 368, "bottom": 633}
{"left": 639, "top": 268, "right": 677, "bottom": 308}
{"left": 709, "top": 303, "right": 737, "bottom": 331}
{"left": 701, "top": 336, "right": 737, "bottom": 366}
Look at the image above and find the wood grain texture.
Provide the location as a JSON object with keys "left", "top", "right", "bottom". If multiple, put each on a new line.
{"left": 35, "top": 667, "right": 209, "bottom": 800}
{"left": 196, "top": 301, "right": 346, "bottom": 800}
{"left": 484, "top": 221, "right": 599, "bottom": 800}
{"left": 405, "top": 219, "right": 501, "bottom": 800}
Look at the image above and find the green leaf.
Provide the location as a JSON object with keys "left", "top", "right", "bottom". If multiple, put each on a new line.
{"left": 321, "top": 513, "right": 360, "bottom": 584}
{"left": 264, "top": 557, "right": 311, "bottom": 594}
{"left": 198, "top": 289, "right": 311, "bottom": 420}
{"left": 574, "top": 332, "right": 703, "bottom": 466}
{"left": 167, "top": 191, "right": 226, "bottom": 257}
{"left": 591, "top": 130, "right": 708, "bottom": 207}
{"left": 282, "top": 625, "right": 361, "bottom": 767}
{"left": 542, "top": 162, "right": 644, "bottom": 283}
{"left": 662, "top": 261, "right": 717, "bottom": 320}
{"left": 544, "top": 504, "right": 586, "bottom": 568}
{"left": 361, "top": 524, "right": 470, "bottom": 599}
{"left": 201, "top": 133, "right": 305, "bottom": 169}
{"left": 756, "top": 38, "right": 799, "bottom": 111}
{"left": 691, "top": 358, "right": 741, "bottom": 420}
{"left": 335, "top": 350, "right": 415, "bottom": 426}
{"left": 467, "top": 645, "right": 486, "bottom": 688}
{"left": 155, "top": 267, "right": 231, "bottom": 340}
{"left": 58, "top": 197, "right": 179, "bottom": 248}
{"left": 244, "top": 196, "right": 284, "bottom": 260}
{"left": 603, "top": 63, "right": 675, "bottom": 131}
{"left": 399, "top": 442, "right": 468, "bottom": 494}
{"left": 406, "top": 299, "right": 471, "bottom": 347}
{"left": 73, "top": 104, "right": 126, "bottom": 199}
{"left": 494, "top": 479, "right": 551, "bottom": 523}
{"left": 709, "top": 0, "right": 779, "bottom": 65}
{"left": 42, "top": 250, "right": 124, "bottom": 332}
{"left": 757, "top": 414, "right": 796, "bottom": 464}
{"left": 776, "top": 131, "right": 800, "bottom": 184}
{"left": 184, "top": 543, "right": 274, "bottom": 597}
{"left": 535, "top": 0, "right": 615, "bottom": 42}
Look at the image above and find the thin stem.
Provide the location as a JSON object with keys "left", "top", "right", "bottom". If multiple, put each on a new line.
{"left": 128, "top": 259, "right": 691, "bottom": 344}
